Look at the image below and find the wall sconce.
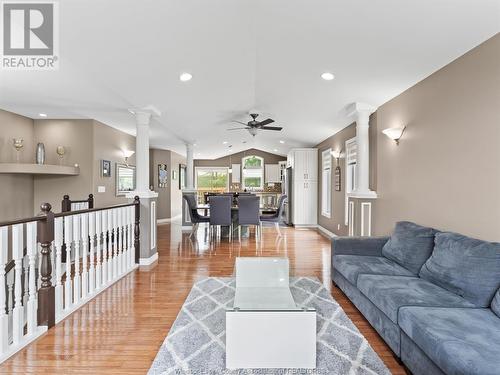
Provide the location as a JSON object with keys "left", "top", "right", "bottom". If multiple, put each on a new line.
{"left": 123, "top": 150, "right": 135, "bottom": 165}
{"left": 382, "top": 126, "right": 406, "bottom": 145}
{"left": 330, "top": 149, "right": 343, "bottom": 163}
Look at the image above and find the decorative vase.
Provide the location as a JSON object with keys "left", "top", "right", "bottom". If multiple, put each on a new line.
{"left": 36, "top": 143, "right": 45, "bottom": 165}
{"left": 12, "top": 138, "right": 24, "bottom": 163}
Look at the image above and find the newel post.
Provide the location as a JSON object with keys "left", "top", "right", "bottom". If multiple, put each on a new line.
{"left": 134, "top": 196, "right": 140, "bottom": 264}
{"left": 37, "top": 203, "right": 55, "bottom": 328}
{"left": 61, "top": 195, "right": 71, "bottom": 212}
{"left": 88, "top": 194, "right": 94, "bottom": 209}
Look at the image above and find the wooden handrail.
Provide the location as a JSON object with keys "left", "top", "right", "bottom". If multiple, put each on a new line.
{"left": 54, "top": 201, "right": 138, "bottom": 218}
{"left": 0, "top": 215, "right": 44, "bottom": 228}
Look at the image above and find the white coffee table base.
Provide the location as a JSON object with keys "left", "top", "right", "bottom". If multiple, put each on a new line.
{"left": 225, "top": 257, "right": 316, "bottom": 369}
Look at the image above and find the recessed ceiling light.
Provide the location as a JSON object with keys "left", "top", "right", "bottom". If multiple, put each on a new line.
{"left": 180, "top": 72, "right": 192, "bottom": 82}
{"left": 39, "top": 113, "right": 47, "bottom": 117}
{"left": 321, "top": 72, "right": 335, "bottom": 81}
{"left": 273, "top": 149, "right": 278, "bottom": 152}
{"left": 223, "top": 141, "right": 228, "bottom": 144}
{"left": 279, "top": 140, "right": 285, "bottom": 144}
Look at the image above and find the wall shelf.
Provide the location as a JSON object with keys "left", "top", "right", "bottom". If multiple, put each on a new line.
{"left": 0, "top": 163, "right": 80, "bottom": 176}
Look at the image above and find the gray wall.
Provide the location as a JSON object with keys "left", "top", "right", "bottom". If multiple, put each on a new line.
{"left": 0, "top": 110, "right": 35, "bottom": 221}
{"left": 373, "top": 34, "right": 500, "bottom": 241}
{"left": 150, "top": 148, "right": 186, "bottom": 220}
{"left": 316, "top": 34, "right": 500, "bottom": 241}
{"left": 316, "top": 115, "right": 377, "bottom": 236}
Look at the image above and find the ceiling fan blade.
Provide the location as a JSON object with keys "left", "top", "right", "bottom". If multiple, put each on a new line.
{"left": 261, "top": 126, "right": 282, "bottom": 131}
{"left": 227, "top": 127, "right": 249, "bottom": 131}
{"left": 231, "top": 120, "right": 248, "bottom": 126}
{"left": 257, "top": 118, "right": 274, "bottom": 126}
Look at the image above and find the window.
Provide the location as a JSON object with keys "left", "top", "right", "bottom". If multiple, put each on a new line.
{"left": 195, "top": 167, "right": 229, "bottom": 191}
{"left": 345, "top": 138, "right": 357, "bottom": 225}
{"left": 321, "top": 149, "right": 332, "bottom": 218}
{"left": 242, "top": 155, "right": 264, "bottom": 189}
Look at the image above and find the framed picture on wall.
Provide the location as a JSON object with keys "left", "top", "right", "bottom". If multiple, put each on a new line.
{"left": 158, "top": 163, "right": 168, "bottom": 188}
{"left": 101, "top": 160, "right": 111, "bottom": 177}
{"left": 335, "top": 166, "right": 341, "bottom": 191}
{"left": 179, "top": 164, "right": 186, "bottom": 190}
{"left": 116, "top": 164, "right": 136, "bottom": 196}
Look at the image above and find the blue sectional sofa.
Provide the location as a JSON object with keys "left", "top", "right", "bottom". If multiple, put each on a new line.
{"left": 331, "top": 221, "right": 500, "bottom": 375}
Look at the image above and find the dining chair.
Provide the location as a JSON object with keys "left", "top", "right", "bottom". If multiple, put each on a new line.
{"left": 209, "top": 195, "right": 233, "bottom": 241}
{"left": 237, "top": 195, "right": 261, "bottom": 240}
{"left": 183, "top": 194, "right": 210, "bottom": 237}
{"left": 260, "top": 194, "right": 287, "bottom": 236}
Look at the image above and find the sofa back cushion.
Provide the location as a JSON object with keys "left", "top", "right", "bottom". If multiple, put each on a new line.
{"left": 382, "top": 221, "right": 437, "bottom": 274}
{"left": 419, "top": 232, "right": 500, "bottom": 307}
{"left": 492, "top": 289, "right": 500, "bottom": 318}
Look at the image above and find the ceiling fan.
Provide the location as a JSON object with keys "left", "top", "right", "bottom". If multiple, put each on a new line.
{"left": 227, "top": 113, "right": 282, "bottom": 137}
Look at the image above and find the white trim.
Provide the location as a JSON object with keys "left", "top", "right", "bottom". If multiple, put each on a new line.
{"left": 157, "top": 214, "right": 182, "bottom": 224}
{"left": 348, "top": 201, "right": 354, "bottom": 236}
{"left": 345, "top": 137, "right": 357, "bottom": 225}
{"left": 139, "top": 252, "right": 158, "bottom": 266}
{"left": 150, "top": 201, "right": 157, "bottom": 249}
{"left": 317, "top": 225, "right": 337, "bottom": 239}
{"left": 181, "top": 225, "right": 193, "bottom": 232}
{"left": 360, "top": 202, "right": 372, "bottom": 237}
{"left": 321, "top": 148, "right": 332, "bottom": 219}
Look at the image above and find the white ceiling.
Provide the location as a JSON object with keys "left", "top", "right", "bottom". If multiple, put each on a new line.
{"left": 1, "top": 0, "right": 498, "bottom": 159}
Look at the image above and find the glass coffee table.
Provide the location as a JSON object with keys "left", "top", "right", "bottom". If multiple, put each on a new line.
{"left": 225, "top": 257, "right": 316, "bottom": 369}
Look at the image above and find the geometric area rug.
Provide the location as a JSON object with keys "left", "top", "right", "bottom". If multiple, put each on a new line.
{"left": 148, "top": 277, "right": 391, "bottom": 375}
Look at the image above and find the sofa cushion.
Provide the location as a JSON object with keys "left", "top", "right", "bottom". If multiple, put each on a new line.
{"left": 419, "top": 232, "right": 500, "bottom": 307}
{"left": 492, "top": 289, "right": 500, "bottom": 318}
{"left": 399, "top": 306, "right": 500, "bottom": 375}
{"left": 357, "top": 275, "right": 475, "bottom": 323}
{"left": 382, "top": 221, "right": 436, "bottom": 274}
{"left": 333, "top": 255, "right": 413, "bottom": 286}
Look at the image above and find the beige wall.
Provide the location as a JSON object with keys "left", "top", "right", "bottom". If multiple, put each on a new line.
{"left": 150, "top": 149, "right": 186, "bottom": 220}
{"left": 194, "top": 148, "right": 286, "bottom": 186}
{"left": 33, "top": 119, "right": 94, "bottom": 213}
{"left": 0, "top": 110, "right": 35, "bottom": 221}
{"left": 373, "top": 34, "right": 500, "bottom": 241}
{"left": 316, "top": 115, "right": 377, "bottom": 236}
{"left": 92, "top": 120, "right": 136, "bottom": 207}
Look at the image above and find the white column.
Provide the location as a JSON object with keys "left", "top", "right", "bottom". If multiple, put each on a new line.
{"left": 345, "top": 102, "right": 377, "bottom": 198}
{"left": 186, "top": 143, "right": 194, "bottom": 189}
{"left": 134, "top": 111, "right": 152, "bottom": 193}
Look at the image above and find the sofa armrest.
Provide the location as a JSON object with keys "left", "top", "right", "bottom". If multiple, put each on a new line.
{"left": 332, "top": 236, "right": 390, "bottom": 257}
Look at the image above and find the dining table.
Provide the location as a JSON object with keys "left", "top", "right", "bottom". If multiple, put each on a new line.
{"left": 195, "top": 204, "right": 277, "bottom": 238}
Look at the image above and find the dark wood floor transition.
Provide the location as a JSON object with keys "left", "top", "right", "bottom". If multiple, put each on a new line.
{"left": 0, "top": 222, "right": 405, "bottom": 374}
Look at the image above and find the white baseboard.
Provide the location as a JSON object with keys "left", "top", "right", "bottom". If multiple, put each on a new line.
{"left": 157, "top": 214, "right": 181, "bottom": 224}
{"left": 317, "top": 225, "right": 337, "bottom": 239}
{"left": 139, "top": 252, "right": 158, "bottom": 266}
{"left": 181, "top": 225, "right": 193, "bottom": 232}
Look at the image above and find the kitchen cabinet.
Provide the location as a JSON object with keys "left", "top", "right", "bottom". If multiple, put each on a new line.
{"left": 287, "top": 148, "right": 318, "bottom": 226}
{"left": 265, "top": 164, "right": 280, "bottom": 183}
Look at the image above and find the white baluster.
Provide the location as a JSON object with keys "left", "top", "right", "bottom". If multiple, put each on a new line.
{"left": 64, "top": 217, "right": 73, "bottom": 310}
{"left": 125, "top": 207, "right": 130, "bottom": 271}
{"left": 95, "top": 212, "right": 102, "bottom": 289}
{"left": 107, "top": 210, "right": 113, "bottom": 283}
{"left": 89, "top": 212, "right": 96, "bottom": 295}
{"left": 112, "top": 209, "right": 118, "bottom": 280}
{"left": 0, "top": 227, "right": 9, "bottom": 353}
{"left": 72, "top": 215, "right": 81, "bottom": 304}
{"left": 101, "top": 210, "right": 108, "bottom": 287}
{"left": 53, "top": 218, "right": 63, "bottom": 319}
{"left": 22, "top": 256, "right": 29, "bottom": 323}
{"left": 12, "top": 224, "right": 24, "bottom": 345}
{"left": 26, "top": 222, "right": 38, "bottom": 335}
{"left": 118, "top": 208, "right": 123, "bottom": 276}
{"left": 81, "top": 213, "right": 89, "bottom": 299}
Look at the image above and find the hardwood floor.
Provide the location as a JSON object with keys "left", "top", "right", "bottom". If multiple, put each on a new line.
{"left": 0, "top": 222, "right": 405, "bottom": 374}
